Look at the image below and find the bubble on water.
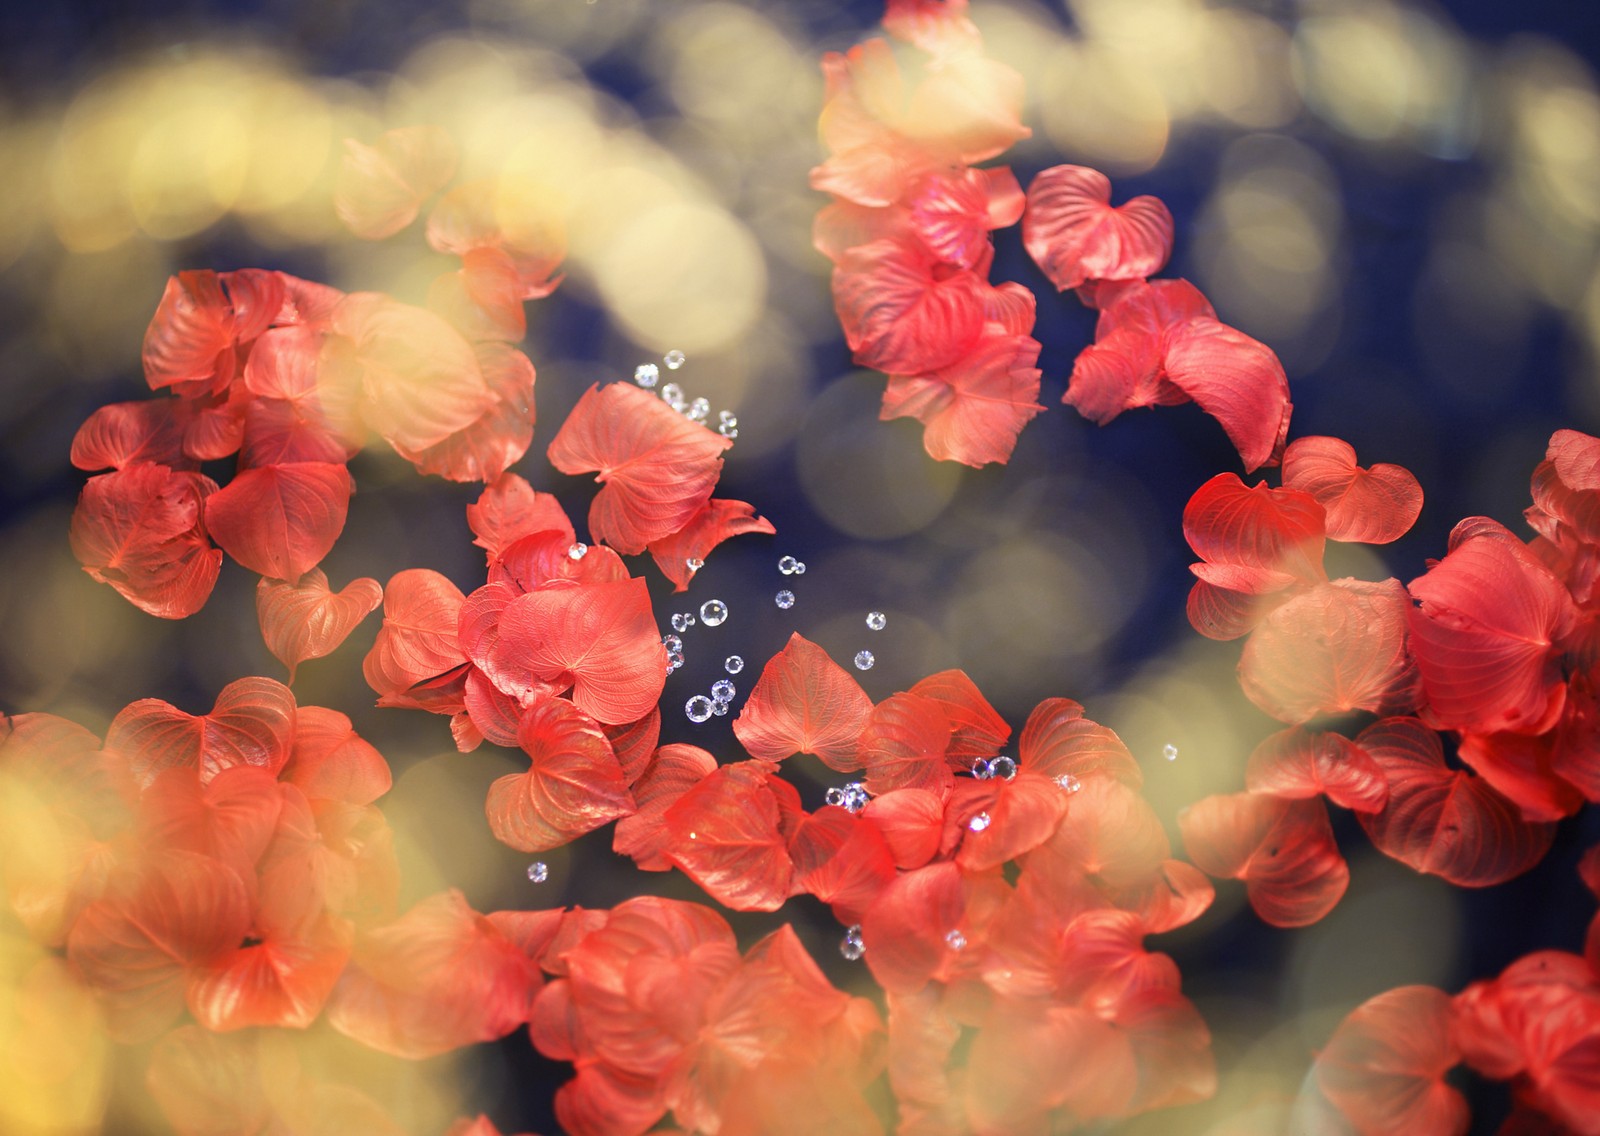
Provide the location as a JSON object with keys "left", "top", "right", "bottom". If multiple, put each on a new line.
{"left": 1163, "top": 743, "right": 1178, "bottom": 762}
{"left": 526, "top": 861, "right": 548, "bottom": 883}
{"left": 778, "top": 555, "right": 799, "bottom": 575}
{"left": 661, "top": 382, "right": 686, "bottom": 411}
{"left": 667, "top": 648, "right": 684, "bottom": 669}
{"left": 1055, "top": 773, "right": 1082, "bottom": 794}
{"left": 711, "top": 679, "right": 735, "bottom": 703}
{"left": 945, "top": 929, "right": 966, "bottom": 951}
{"left": 634, "top": 363, "right": 659, "bottom": 388}
{"left": 724, "top": 655, "right": 744, "bottom": 674}
{"left": 792, "top": 561, "right": 806, "bottom": 575}
{"left": 686, "top": 557, "right": 704, "bottom": 574}
{"left": 990, "top": 756, "right": 1017, "bottom": 781}
{"left": 825, "top": 787, "right": 844, "bottom": 807}
{"left": 866, "top": 611, "right": 886, "bottom": 631}
{"left": 685, "top": 695, "right": 715, "bottom": 722}
{"left": 711, "top": 699, "right": 729, "bottom": 716}
{"left": 687, "top": 397, "right": 710, "bottom": 423}
{"left": 839, "top": 783, "right": 868, "bottom": 813}
{"left": 968, "top": 811, "right": 991, "bottom": 833}
{"left": 775, "top": 590, "right": 795, "bottom": 609}
{"left": 663, "top": 634, "right": 682, "bottom": 651}
{"left": 671, "top": 613, "right": 694, "bottom": 632}
{"left": 971, "top": 758, "right": 992, "bottom": 780}
{"left": 664, "top": 349, "right": 686, "bottom": 370}
{"left": 840, "top": 925, "right": 865, "bottom": 961}
{"left": 700, "top": 599, "right": 728, "bottom": 626}
{"left": 567, "top": 542, "right": 588, "bottom": 560}
{"left": 854, "top": 650, "right": 874, "bottom": 671}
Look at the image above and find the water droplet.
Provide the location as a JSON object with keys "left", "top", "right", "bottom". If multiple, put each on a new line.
{"left": 866, "top": 611, "right": 887, "bottom": 631}
{"left": 1163, "top": 743, "right": 1178, "bottom": 762}
{"left": 671, "top": 613, "right": 694, "bottom": 633}
{"left": 792, "top": 561, "right": 806, "bottom": 574}
{"left": 854, "top": 650, "right": 874, "bottom": 670}
{"left": 840, "top": 783, "right": 868, "bottom": 812}
{"left": 662, "top": 634, "right": 682, "bottom": 651}
{"left": 775, "top": 590, "right": 795, "bottom": 609}
{"left": 840, "top": 925, "right": 865, "bottom": 961}
{"left": 711, "top": 699, "right": 729, "bottom": 716}
{"left": 971, "top": 758, "right": 992, "bottom": 780}
{"left": 687, "top": 397, "right": 710, "bottom": 423}
{"left": 718, "top": 411, "right": 738, "bottom": 439}
{"left": 686, "top": 557, "right": 704, "bottom": 574}
{"left": 685, "top": 695, "right": 714, "bottom": 722}
{"left": 724, "top": 655, "right": 744, "bottom": 675}
{"left": 526, "top": 861, "right": 548, "bottom": 883}
{"left": 718, "top": 422, "right": 739, "bottom": 439}
{"left": 825, "top": 787, "right": 844, "bottom": 807}
{"left": 945, "top": 929, "right": 966, "bottom": 951}
{"left": 666, "top": 649, "right": 684, "bottom": 671}
{"left": 661, "top": 382, "right": 685, "bottom": 411}
{"left": 634, "top": 363, "right": 659, "bottom": 388}
{"left": 778, "top": 555, "right": 799, "bottom": 575}
{"left": 990, "top": 756, "right": 1017, "bottom": 781}
{"left": 968, "top": 811, "right": 991, "bottom": 833}
{"left": 664, "top": 349, "right": 686, "bottom": 370}
{"left": 711, "top": 679, "right": 735, "bottom": 703}
{"left": 1055, "top": 773, "right": 1082, "bottom": 794}
{"left": 699, "top": 599, "right": 728, "bottom": 626}
{"left": 567, "top": 542, "right": 588, "bottom": 560}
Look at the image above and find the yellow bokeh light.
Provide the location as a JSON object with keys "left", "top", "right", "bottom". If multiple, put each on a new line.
{"left": 1038, "top": 39, "right": 1170, "bottom": 173}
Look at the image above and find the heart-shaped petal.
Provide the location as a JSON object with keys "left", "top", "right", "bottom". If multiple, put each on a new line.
{"left": 105, "top": 676, "right": 298, "bottom": 787}
{"left": 256, "top": 568, "right": 383, "bottom": 682}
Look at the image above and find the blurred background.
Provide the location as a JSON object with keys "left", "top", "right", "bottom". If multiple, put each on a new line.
{"left": 3, "top": 0, "right": 1600, "bottom": 1132}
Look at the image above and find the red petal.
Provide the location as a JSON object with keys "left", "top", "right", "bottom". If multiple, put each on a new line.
{"left": 467, "top": 472, "right": 574, "bottom": 561}
{"left": 664, "top": 761, "right": 794, "bottom": 911}
{"left": 362, "top": 569, "right": 468, "bottom": 706}
{"left": 1239, "top": 578, "right": 1420, "bottom": 724}
{"left": 908, "top": 669, "right": 1010, "bottom": 765}
{"left": 1245, "top": 727, "right": 1389, "bottom": 813}
{"left": 424, "top": 178, "right": 566, "bottom": 298}
{"left": 1314, "top": 986, "right": 1468, "bottom": 1136}
{"left": 486, "top": 578, "right": 666, "bottom": 725}
{"left": 546, "top": 382, "right": 732, "bottom": 555}
{"left": 906, "top": 167, "right": 1004, "bottom": 271}
{"left": 1018, "top": 696, "right": 1143, "bottom": 788}
{"left": 106, "top": 676, "right": 297, "bottom": 787}
{"left": 1162, "top": 318, "right": 1292, "bottom": 472}
{"left": 613, "top": 743, "right": 718, "bottom": 870}
{"left": 1186, "top": 578, "right": 1277, "bottom": 641}
{"left": 1063, "top": 326, "right": 1168, "bottom": 423}
{"left": 391, "top": 341, "right": 536, "bottom": 483}
{"left": 1356, "top": 717, "right": 1556, "bottom": 886}
{"left": 902, "top": 53, "right": 1030, "bottom": 164}
{"left": 71, "top": 400, "right": 192, "bottom": 471}
{"left": 66, "top": 851, "right": 252, "bottom": 1041}
{"left": 1408, "top": 520, "right": 1575, "bottom": 735}
{"left": 1022, "top": 164, "right": 1174, "bottom": 291}
{"left": 205, "top": 461, "right": 353, "bottom": 581}
{"left": 883, "top": 0, "right": 983, "bottom": 55}
{"left": 1185, "top": 471, "right": 1326, "bottom": 595}
{"left": 427, "top": 247, "right": 527, "bottom": 343}
{"left": 1033, "top": 775, "right": 1171, "bottom": 891}
{"left": 733, "top": 633, "right": 874, "bottom": 771}
{"left": 1282, "top": 435, "right": 1424, "bottom": 544}
{"left": 955, "top": 771, "right": 1071, "bottom": 872}
{"left": 485, "top": 697, "right": 633, "bottom": 853}
{"left": 880, "top": 326, "right": 1045, "bottom": 467}
{"left": 332, "top": 293, "right": 494, "bottom": 454}
{"left": 142, "top": 271, "right": 237, "bottom": 395}
{"left": 256, "top": 568, "right": 382, "bottom": 682}
{"left": 1457, "top": 728, "right": 1586, "bottom": 823}
{"left": 146, "top": 1026, "right": 270, "bottom": 1136}
{"left": 861, "top": 860, "right": 965, "bottom": 994}
{"left": 789, "top": 807, "right": 897, "bottom": 923}
{"left": 604, "top": 709, "right": 660, "bottom": 787}
{"left": 186, "top": 910, "right": 352, "bottom": 1030}
{"left": 647, "top": 498, "right": 776, "bottom": 592}
{"left": 334, "top": 125, "right": 458, "bottom": 240}
{"left": 857, "top": 691, "right": 953, "bottom": 794}
{"left": 281, "top": 705, "right": 392, "bottom": 806}
{"left": 860, "top": 788, "right": 946, "bottom": 870}
{"left": 139, "top": 764, "right": 283, "bottom": 879}
{"left": 833, "top": 237, "right": 988, "bottom": 375}
{"left": 69, "top": 463, "right": 222, "bottom": 619}
{"left": 488, "top": 529, "right": 629, "bottom": 594}
{"left": 327, "top": 889, "right": 540, "bottom": 1058}
{"left": 1178, "top": 791, "right": 1349, "bottom": 927}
